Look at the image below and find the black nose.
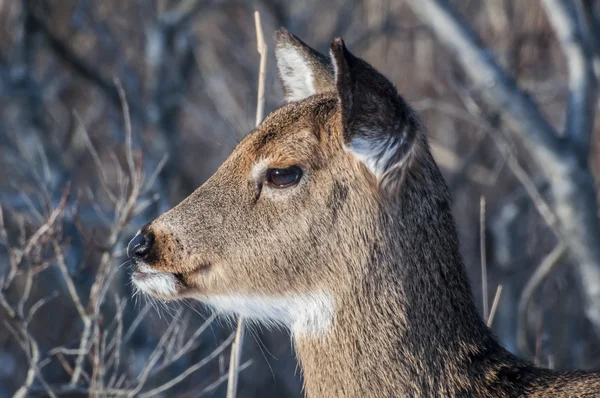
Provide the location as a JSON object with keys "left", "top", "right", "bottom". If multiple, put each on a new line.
{"left": 127, "top": 231, "right": 154, "bottom": 263}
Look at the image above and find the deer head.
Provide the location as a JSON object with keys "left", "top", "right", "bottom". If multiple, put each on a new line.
{"left": 127, "top": 28, "right": 600, "bottom": 398}
{"left": 128, "top": 29, "right": 436, "bottom": 337}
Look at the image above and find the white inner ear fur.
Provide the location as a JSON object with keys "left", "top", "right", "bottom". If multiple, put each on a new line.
{"left": 276, "top": 45, "right": 316, "bottom": 102}
{"left": 202, "top": 291, "right": 334, "bottom": 337}
{"left": 329, "top": 48, "right": 339, "bottom": 78}
{"left": 344, "top": 132, "right": 404, "bottom": 178}
{"left": 330, "top": 53, "right": 405, "bottom": 179}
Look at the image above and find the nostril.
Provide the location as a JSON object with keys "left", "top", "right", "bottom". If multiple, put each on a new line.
{"left": 127, "top": 231, "right": 154, "bottom": 262}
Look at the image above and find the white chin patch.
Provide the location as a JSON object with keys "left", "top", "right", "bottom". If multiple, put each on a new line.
{"left": 132, "top": 263, "right": 178, "bottom": 298}
{"left": 200, "top": 291, "right": 334, "bottom": 338}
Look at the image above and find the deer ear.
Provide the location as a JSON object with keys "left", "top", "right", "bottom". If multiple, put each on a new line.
{"left": 330, "top": 38, "right": 421, "bottom": 186}
{"left": 275, "top": 28, "right": 334, "bottom": 102}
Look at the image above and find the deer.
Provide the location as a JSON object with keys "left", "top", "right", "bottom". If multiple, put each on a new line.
{"left": 126, "top": 29, "right": 600, "bottom": 397}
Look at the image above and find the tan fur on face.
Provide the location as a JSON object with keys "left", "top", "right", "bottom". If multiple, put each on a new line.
{"left": 142, "top": 94, "right": 379, "bottom": 303}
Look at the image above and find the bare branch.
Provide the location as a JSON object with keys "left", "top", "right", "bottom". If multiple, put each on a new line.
{"left": 199, "top": 360, "right": 253, "bottom": 397}
{"left": 122, "top": 303, "right": 152, "bottom": 344}
{"left": 542, "top": 0, "right": 597, "bottom": 154}
{"left": 139, "top": 332, "right": 236, "bottom": 398}
{"left": 27, "top": 12, "right": 144, "bottom": 120}
{"left": 115, "top": 78, "right": 137, "bottom": 185}
{"left": 428, "top": 140, "right": 494, "bottom": 186}
{"left": 517, "top": 244, "right": 567, "bottom": 356}
{"left": 576, "top": 0, "right": 600, "bottom": 81}
{"left": 25, "top": 292, "right": 58, "bottom": 326}
{"left": 408, "top": 0, "right": 600, "bottom": 339}
{"left": 149, "top": 312, "right": 218, "bottom": 376}
{"left": 406, "top": 0, "right": 563, "bottom": 170}
{"left": 0, "top": 285, "right": 16, "bottom": 318}
{"left": 74, "top": 111, "right": 118, "bottom": 204}
{"left": 8, "top": 322, "right": 57, "bottom": 398}
{"left": 415, "top": 99, "right": 561, "bottom": 236}
{"left": 52, "top": 240, "right": 88, "bottom": 322}
{"left": 0, "top": 205, "right": 18, "bottom": 280}
{"left": 17, "top": 184, "right": 69, "bottom": 267}
{"left": 69, "top": 317, "right": 92, "bottom": 385}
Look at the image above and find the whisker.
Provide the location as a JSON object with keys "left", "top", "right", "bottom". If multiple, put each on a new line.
{"left": 249, "top": 324, "right": 276, "bottom": 382}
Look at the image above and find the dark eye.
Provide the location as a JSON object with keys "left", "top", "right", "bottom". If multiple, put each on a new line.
{"left": 266, "top": 166, "right": 303, "bottom": 188}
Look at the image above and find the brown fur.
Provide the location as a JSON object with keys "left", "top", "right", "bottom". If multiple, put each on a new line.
{"left": 130, "top": 29, "right": 600, "bottom": 397}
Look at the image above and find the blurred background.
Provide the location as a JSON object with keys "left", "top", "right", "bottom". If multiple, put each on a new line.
{"left": 1, "top": 0, "right": 600, "bottom": 396}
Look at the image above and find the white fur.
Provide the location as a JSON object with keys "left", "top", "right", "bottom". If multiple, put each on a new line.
{"left": 132, "top": 263, "right": 178, "bottom": 297}
{"left": 344, "top": 132, "right": 403, "bottom": 178}
{"left": 276, "top": 45, "right": 316, "bottom": 102}
{"left": 329, "top": 48, "right": 339, "bottom": 78}
{"left": 250, "top": 158, "right": 269, "bottom": 182}
{"left": 201, "top": 291, "right": 334, "bottom": 337}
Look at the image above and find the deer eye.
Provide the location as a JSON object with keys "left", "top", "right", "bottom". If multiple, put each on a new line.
{"left": 266, "top": 166, "right": 302, "bottom": 188}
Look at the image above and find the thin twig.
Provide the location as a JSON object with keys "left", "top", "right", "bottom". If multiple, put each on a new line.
{"left": 416, "top": 99, "right": 560, "bottom": 236}
{"left": 139, "top": 332, "right": 236, "bottom": 398}
{"left": 11, "top": 185, "right": 70, "bottom": 275}
{"left": 517, "top": 244, "right": 567, "bottom": 356}
{"left": 254, "top": 11, "right": 268, "bottom": 126}
{"left": 226, "top": 10, "right": 267, "bottom": 398}
{"left": 480, "top": 196, "right": 488, "bottom": 322}
{"left": 69, "top": 321, "right": 93, "bottom": 386}
{"left": 122, "top": 303, "right": 152, "bottom": 344}
{"left": 487, "top": 285, "right": 503, "bottom": 328}
{"left": 199, "top": 360, "right": 253, "bottom": 397}
{"left": 81, "top": 79, "right": 145, "bottom": 387}
{"left": 115, "top": 78, "right": 137, "bottom": 182}
{"left": 226, "top": 317, "right": 246, "bottom": 398}
{"left": 8, "top": 322, "right": 57, "bottom": 398}
{"left": 52, "top": 240, "right": 88, "bottom": 322}
{"left": 0, "top": 205, "right": 18, "bottom": 286}
{"left": 74, "top": 111, "right": 118, "bottom": 204}
{"left": 149, "top": 312, "right": 218, "bottom": 376}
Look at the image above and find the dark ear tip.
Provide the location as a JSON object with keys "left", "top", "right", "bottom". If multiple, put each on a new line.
{"left": 329, "top": 37, "right": 346, "bottom": 58}
{"left": 331, "top": 37, "right": 345, "bottom": 47}
{"left": 274, "top": 27, "right": 290, "bottom": 39}
{"left": 274, "top": 27, "right": 298, "bottom": 47}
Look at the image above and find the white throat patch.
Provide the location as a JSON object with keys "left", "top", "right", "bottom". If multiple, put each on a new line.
{"left": 201, "top": 291, "right": 334, "bottom": 337}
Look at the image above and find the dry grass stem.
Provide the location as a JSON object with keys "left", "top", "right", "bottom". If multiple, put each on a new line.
{"left": 226, "top": 10, "right": 268, "bottom": 398}
{"left": 487, "top": 285, "right": 503, "bottom": 328}
{"left": 480, "top": 196, "right": 488, "bottom": 321}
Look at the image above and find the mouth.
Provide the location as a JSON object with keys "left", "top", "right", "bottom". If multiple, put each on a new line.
{"left": 131, "top": 263, "right": 180, "bottom": 299}
{"left": 132, "top": 270, "right": 151, "bottom": 280}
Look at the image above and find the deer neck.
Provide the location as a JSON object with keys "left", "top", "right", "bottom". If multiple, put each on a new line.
{"left": 294, "top": 164, "right": 520, "bottom": 398}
